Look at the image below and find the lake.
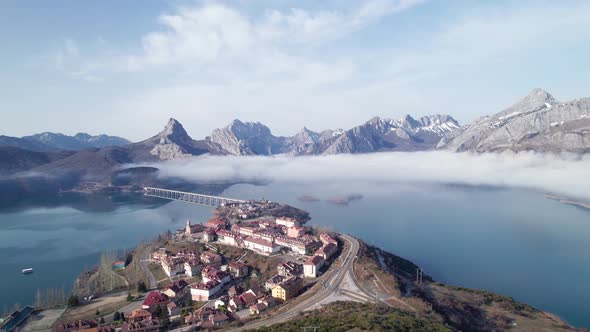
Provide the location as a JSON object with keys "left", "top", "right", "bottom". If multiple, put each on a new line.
{"left": 0, "top": 182, "right": 588, "bottom": 327}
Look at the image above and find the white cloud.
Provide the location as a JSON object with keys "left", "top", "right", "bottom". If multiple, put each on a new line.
{"left": 53, "top": 39, "right": 105, "bottom": 82}
{"left": 40, "top": 0, "right": 590, "bottom": 141}
{"left": 145, "top": 151, "right": 590, "bottom": 201}
{"left": 122, "top": 0, "right": 423, "bottom": 71}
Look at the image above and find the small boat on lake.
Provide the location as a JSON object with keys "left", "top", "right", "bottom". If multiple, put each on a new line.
{"left": 21, "top": 268, "right": 34, "bottom": 274}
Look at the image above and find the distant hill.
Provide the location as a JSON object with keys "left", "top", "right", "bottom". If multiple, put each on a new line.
{"left": 0, "top": 135, "right": 55, "bottom": 152}
{"left": 22, "top": 132, "right": 131, "bottom": 151}
{"left": 3, "top": 88, "right": 590, "bottom": 193}
{"left": 0, "top": 132, "right": 130, "bottom": 152}
{"left": 19, "top": 118, "right": 220, "bottom": 188}
{"left": 0, "top": 146, "right": 74, "bottom": 176}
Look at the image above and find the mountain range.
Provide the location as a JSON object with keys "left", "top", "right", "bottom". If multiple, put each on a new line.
{"left": 439, "top": 88, "right": 590, "bottom": 153}
{"left": 0, "top": 132, "right": 130, "bottom": 152}
{"left": 1, "top": 88, "right": 589, "bottom": 191}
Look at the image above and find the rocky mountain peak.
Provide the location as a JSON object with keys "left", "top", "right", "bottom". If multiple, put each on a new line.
{"left": 441, "top": 89, "right": 590, "bottom": 153}
{"left": 224, "top": 119, "right": 272, "bottom": 139}
{"left": 144, "top": 118, "right": 204, "bottom": 160}
{"left": 366, "top": 116, "right": 382, "bottom": 125}
{"left": 159, "top": 118, "right": 189, "bottom": 138}
{"left": 505, "top": 88, "right": 557, "bottom": 114}
{"left": 74, "top": 133, "right": 92, "bottom": 140}
{"left": 400, "top": 114, "right": 421, "bottom": 130}
{"left": 418, "top": 114, "right": 460, "bottom": 127}
{"left": 292, "top": 127, "right": 320, "bottom": 145}
{"left": 526, "top": 88, "right": 555, "bottom": 102}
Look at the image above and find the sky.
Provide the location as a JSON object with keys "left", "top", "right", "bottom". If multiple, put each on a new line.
{"left": 1, "top": 0, "right": 590, "bottom": 142}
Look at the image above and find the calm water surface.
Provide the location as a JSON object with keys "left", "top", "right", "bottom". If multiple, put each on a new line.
{"left": 0, "top": 183, "right": 588, "bottom": 327}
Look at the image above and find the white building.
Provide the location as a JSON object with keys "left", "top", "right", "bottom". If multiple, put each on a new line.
{"left": 191, "top": 281, "right": 221, "bottom": 301}
{"left": 244, "top": 237, "right": 280, "bottom": 254}
{"left": 162, "top": 257, "right": 185, "bottom": 277}
{"left": 217, "top": 230, "right": 238, "bottom": 246}
{"left": 184, "top": 261, "right": 202, "bottom": 277}
{"left": 275, "top": 217, "right": 300, "bottom": 228}
{"left": 303, "top": 255, "right": 324, "bottom": 278}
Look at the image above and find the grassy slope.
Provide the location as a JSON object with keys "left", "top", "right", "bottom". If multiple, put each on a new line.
{"left": 246, "top": 301, "right": 451, "bottom": 332}
{"left": 355, "top": 241, "right": 578, "bottom": 332}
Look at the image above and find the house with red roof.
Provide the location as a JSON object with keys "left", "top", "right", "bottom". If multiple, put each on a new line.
{"left": 249, "top": 302, "right": 268, "bottom": 315}
{"left": 200, "top": 251, "right": 222, "bottom": 266}
{"left": 190, "top": 281, "right": 221, "bottom": 301}
{"left": 244, "top": 236, "right": 280, "bottom": 255}
{"left": 278, "top": 261, "right": 303, "bottom": 278}
{"left": 127, "top": 309, "right": 152, "bottom": 322}
{"left": 238, "top": 292, "right": 258, "bottom": 307}
{"left": 202, "top": 266, "right": 231, "bottom": 286}
{"left": 204, "top": 217, "right": 226, "bottom": 229}
{"left": 287, "top": 226, "right": 305, "bottom": 238}
{"left": 320, "top": 233, "right": 338, "bottom": 245}
{"left": 228, "top": 261, "right": 248, "bottom": 278}
{"left": 121, "top": 318, "right": 160, "bottom": 332}
{"left": 141, "top": 292, "right": 170, "bottom": 313}
{"left": 163, "top": 279, "right": 189, "bottom": 299}
{"left": 303, "top": 255, "right": 325, "bottom": 278}
{"left": 316, "top": 243, "right": 338, "bottom": 260}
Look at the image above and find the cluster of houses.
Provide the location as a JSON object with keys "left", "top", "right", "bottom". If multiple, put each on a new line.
{"left": 203, "top": 216, "right": 324, "bottom": 257}
{"left": 48, "top": 201, "right": 344, "bottom": 332}
{"left": 152, "top": 245, "right": 219, "bottom": 278}
{"left": 224, "top": 200, "right": 275, "bottom": 220}
{"left": 55, "top": 214, "right": 341, "bottom": 331}
{"left": 54, "top": 291, "right": 174, "bottom": 332}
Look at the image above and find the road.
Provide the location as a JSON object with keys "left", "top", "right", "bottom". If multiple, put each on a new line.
{"left": 138, "top": 243, "right": 158, "bottom": 290}
{"left": 165, "top": 234, "right": 371, "bottom": 332}
{"left": 225, "top": 234, "right": 368, "bottom": 331}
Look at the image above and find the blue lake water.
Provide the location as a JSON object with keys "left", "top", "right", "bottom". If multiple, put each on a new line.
{"left": 0, "top": 183, "right": 588, "bottom": 327}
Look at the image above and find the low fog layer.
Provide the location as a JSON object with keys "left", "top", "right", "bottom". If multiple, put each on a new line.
{"left": 146, "top": 151, "right": 590, "bottom": 201}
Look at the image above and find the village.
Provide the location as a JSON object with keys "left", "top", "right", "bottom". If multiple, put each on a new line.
{"left": 13, "top": 200, "right": 342, "bottom": 332}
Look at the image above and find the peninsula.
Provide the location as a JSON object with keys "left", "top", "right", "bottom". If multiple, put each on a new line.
{"left": 2, "top": 191, "right": 579, "bottom": 332}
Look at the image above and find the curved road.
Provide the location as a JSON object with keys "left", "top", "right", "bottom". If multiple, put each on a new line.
{"left": 166, "top": 234, "right": 366, "bottom": 332}
{"left": 138, "top": 243, "right": 158, "bottom": 290}
{"left": 223, "top": 234, "right": 363, "bottom": 331}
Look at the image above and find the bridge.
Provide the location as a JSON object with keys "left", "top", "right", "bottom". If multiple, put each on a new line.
{"left": 144, "top": 187, "right": 247, "bottom": 207}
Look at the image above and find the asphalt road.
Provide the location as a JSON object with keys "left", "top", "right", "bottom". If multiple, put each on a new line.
{"left": 224, "top": 234, "right": 364, "bottom": 331}
{"left": 138, "top": 243, "right": 158, "bottom": 290}
{"left": 165, "top": 234, "right": 366, "bottom": 332}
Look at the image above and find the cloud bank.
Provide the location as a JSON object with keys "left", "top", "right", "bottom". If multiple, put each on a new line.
{"left": 146, "top": 151, "right": 590, "bottom": 201}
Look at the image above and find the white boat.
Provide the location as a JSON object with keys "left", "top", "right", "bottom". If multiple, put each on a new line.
{"left": 21, "top": 268, "right": 34, "bottom": 274}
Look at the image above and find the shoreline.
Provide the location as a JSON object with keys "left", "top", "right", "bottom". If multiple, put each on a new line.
{"left": 2, "top": 192, "right": 585, "bottom": 330}
{"left": 545, "top": 194, "right": 590, "bottom": 211}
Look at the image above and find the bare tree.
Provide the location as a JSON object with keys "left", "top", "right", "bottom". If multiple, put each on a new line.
{"left": 35, "top": 289, "right": 43, "bottom": 307}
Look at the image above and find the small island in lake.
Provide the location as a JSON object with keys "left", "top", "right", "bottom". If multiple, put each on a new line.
{"left": 326, "top": 193, "right": 364, "bottom": 206}
{"left": 298, "top": 195, "right": 320, "bottom": 202}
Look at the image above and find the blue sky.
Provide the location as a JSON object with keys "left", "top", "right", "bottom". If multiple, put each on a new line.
{"left": 1, "top": 0, "right": 589, "bottom": 141}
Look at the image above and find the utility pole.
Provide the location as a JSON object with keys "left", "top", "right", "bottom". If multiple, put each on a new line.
{"left": 416, "top": 268, "right": 424, "bottom": 285}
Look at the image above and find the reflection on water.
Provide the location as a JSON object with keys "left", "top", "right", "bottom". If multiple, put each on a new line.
{"left": 0, "top": 192, "right": 166, "bottom": 213}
